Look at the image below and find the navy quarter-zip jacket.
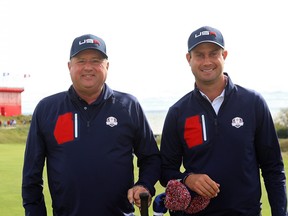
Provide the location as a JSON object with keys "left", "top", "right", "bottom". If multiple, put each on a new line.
{"left": 160, "top": 74, "right": 287, "bottom": 216}
{"left": 22, "top": 84, "right": 161, "bottom": 216}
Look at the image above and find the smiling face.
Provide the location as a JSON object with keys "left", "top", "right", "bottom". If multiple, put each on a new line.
{"left": 68, "top": 49, "right": 109, "bottom": 101}
{"left": 186, "top": 43, "right": 227, "bottom": 88}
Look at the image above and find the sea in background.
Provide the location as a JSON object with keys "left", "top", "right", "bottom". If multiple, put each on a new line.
{"left": 139, "top": 91, "right": 288, "bottom": 135}
{"left": 22, "top": 91, "right": 287, "bottom": 135}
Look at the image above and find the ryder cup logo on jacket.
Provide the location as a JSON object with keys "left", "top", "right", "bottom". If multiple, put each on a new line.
{"left": 231, "top": 117, "right": 244, "bottom": 128}
{"left": 79, "top": 38, "right": 101, "bottom": 46}
{"left": 106, "top": 116, "right": 118, "bottom": 127}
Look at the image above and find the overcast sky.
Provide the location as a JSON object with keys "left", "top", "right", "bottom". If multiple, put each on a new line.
{"left": 1, "top": 0, "right": 287, "bottom": 114}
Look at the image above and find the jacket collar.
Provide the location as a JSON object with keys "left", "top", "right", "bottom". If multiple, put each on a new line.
{"left": 193, "top": 72, "right": 236, "bottom": 99}
{"left": 68, "top": 83, "right": 114, "bottom": 105}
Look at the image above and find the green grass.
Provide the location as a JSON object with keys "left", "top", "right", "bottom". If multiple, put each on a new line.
{"left": 0, "top": 122, "right": 287, "bottom": 215}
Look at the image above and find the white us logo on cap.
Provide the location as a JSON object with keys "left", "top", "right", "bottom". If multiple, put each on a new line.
{"left": 195, "top": 30, "right": 216, "bottom": 38}
{"left": 79, "top": 38, "right": 100, "bottom": 46}
{"left": 106, "top": 116, "right": 118, "bottom": 127}
{"left": 231, "top": 117, "right": 244, "bottom": 128}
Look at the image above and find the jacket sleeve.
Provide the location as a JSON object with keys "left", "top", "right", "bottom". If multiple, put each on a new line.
{"left": 159, "top": 107, "right": 187, "bottom": 187}
{"left": 132, "top": 103, "right": 161, "bottom": 196}
{"left": 255, "top": 96, "right": 287, "bottom": 216}
{"left": 22, "top": 107, "right": 47, "bottom": 216}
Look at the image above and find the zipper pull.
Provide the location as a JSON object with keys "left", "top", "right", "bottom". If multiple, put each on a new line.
{"left": 87, "top": 121, "right": 90, "bottom": 127}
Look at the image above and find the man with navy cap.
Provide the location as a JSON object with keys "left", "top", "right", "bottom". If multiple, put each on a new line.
{"left": 22, "top": 34, "right": 161, "bottom": 216}
{"left": 159, "top": 26, "right": 287, "bottom": 215}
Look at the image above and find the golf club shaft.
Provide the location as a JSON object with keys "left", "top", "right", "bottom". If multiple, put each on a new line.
{"left": 140, "top": 192, "right": 149, "bottom": 216}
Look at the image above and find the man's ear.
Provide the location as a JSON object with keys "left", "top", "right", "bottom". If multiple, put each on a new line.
{"left": 186, "top": 52, "right": 191, "bottom": 63}
{"left": 68, "top": 61, "right": 71, "bottom": 70}
{"left": 222, "top": 50, "right": 228, "bottom": 60}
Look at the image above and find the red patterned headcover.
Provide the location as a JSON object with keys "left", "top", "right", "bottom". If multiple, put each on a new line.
{"left": 164, "top": 179, "right": 210, "bottom": 214}
{"left": 165, "top": 180, "right": 191, "bottom": 211}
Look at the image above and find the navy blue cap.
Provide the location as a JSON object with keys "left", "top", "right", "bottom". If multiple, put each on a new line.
{"left": 188, "top": 26, "right": 224, "bottom": 52}
{"left": 70, "top": 34, "right": 108, "bottom": 59}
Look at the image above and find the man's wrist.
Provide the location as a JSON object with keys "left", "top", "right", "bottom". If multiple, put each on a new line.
{"left": 182, "top": 172, "right": 194, "bottom": 185}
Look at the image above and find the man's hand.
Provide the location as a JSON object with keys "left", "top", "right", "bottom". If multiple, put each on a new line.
{"left": 127, "top": 185, "right": 152, "bottom": 208}
{"left": 184, "top": 174, "right": 220, "bottom": 198}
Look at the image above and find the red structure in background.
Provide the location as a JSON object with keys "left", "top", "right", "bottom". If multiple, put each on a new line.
{"left": 0, "top": 87, "right": 24, "bottom": 116}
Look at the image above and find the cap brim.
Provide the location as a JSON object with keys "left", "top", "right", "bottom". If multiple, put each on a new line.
{"left": 188, "top": 40, "right": 224, "bottom": 52}
{"left": 70, "top": 47, "right": 108, "bottom": 59}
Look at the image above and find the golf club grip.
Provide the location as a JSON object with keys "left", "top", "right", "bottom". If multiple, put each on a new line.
{"left": 140, "top": 192, "right": 149, "bottom": 216}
